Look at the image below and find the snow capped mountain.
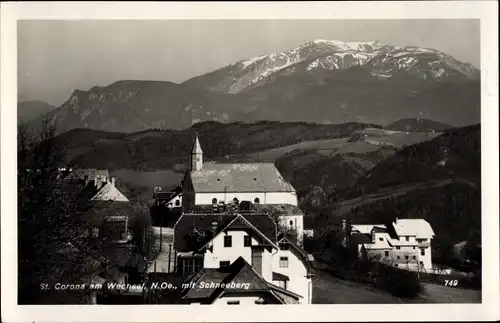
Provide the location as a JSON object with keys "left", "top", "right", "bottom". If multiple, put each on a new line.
{"left": 184, "top": 39, "right": 479, "bottom": 94}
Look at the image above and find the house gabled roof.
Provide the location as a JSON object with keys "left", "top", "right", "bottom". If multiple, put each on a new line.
{"left": 154, "top": 186, "right": 182, "bottom": 201}
{"left": 189, "top": 163, "right": 295, "bottom": 193}
{"left": 196, "top": 214, "right": 278, "bottom": 252}
{"left": 91, "top": 182, "right": 129, "bottom": 202}
{"left": 174, "top": 212, "right": 277, "bottom": 252}
{"left": 392, "top": 219, "right": 435, "bottom": 238}
{"left": 181, "top": 257, "right": 297, "bottom": 304}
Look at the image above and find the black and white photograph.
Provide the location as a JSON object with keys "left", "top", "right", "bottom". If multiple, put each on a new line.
{"left": 1, "top": 1, "right": 498, "bottom": 322}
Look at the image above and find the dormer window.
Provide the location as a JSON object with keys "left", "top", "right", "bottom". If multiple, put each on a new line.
{"left": 233, "top": 198, "right": 239, "bottom": 205}
{"left": 212, "top": 198, "right": 218, "bottom": 204}
{"left": 254, "top": 197, "right": 260, "bottom": 204}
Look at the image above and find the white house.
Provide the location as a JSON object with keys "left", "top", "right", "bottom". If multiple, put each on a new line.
{"left": 154, "top": 186, "right": 182, "bottom": 209}
{"left": 182, "top": 134, "right": 299, "bottom": 210}
{"left": 91, "top": 176, "right": 129, "bottom": 202}
{"left": 173, "top": 211, "right": 314, "bottom": 304}
{"left": 347, "top": 218, "right": 435, "bottom": 270}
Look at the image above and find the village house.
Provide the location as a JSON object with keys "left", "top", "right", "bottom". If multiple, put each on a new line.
{"left": 172, "top": 205, "right": 314, "bottom": 304}
{"left": 336, "top": 218, "right": 435, "bottom": 271}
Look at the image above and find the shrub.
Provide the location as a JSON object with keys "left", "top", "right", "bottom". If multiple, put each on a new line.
{"left": 374, "top": 264, "right": 422, "bottom": 299}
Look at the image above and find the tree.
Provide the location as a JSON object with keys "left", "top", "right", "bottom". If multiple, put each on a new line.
{"left": 18, "top": 119, "right": 107, "bottom": 304}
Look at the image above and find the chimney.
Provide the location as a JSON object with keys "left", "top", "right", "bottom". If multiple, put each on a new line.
{"left": 251, "top": 247, "right": 263, "bottom": 276}
{"left": 395, "top": 217, "right": 398, "bottom": 224}
{"left": 84, "top": 175, "right": 89, "bottom": 186}
{"left": 111, "top": 176, "right": 116, "bottom": 186}
{"left": 211, "top": 221, "right": 218, "bottom": 234}
{"left": 341, "top": 219, "right": 347, "bottom": 231}
{"left": 94, "top": 175, "right": 101, "bottom": 188}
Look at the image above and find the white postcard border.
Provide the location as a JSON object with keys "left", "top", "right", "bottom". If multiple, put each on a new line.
{"left": 1, "top": 1, "right": 498, "bottom": 322}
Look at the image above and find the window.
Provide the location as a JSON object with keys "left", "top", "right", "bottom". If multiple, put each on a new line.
{"left": 175, "top": 199, "right": 180, "bottom": 206}
{"left": 277, "top": 280, "right": 287, "bottom": 289}
{"left": 413, "top": 256, "right": 416, "bottom": 260}
{"left": 182, "top": 258, "right": 203, "bottom": 274}
{"left": 224, "top": 235, "right": 232, "bottom": 247}
{"left": 219, "top": 261, "right": 231, "bottom": 268}
{"left": 279, "top": 257, "right": 289, "bottom": 268}
{"left": 212, "top": 198, "right": 217, "bottom": 204}
{"left": 233, "top": 197, "right": 239, "bottom": 205}
{"left": 244, "top": 235, "right": 251, "bottom": 247}
{"left": 396, "top": 246, "right": 400, "bottom": 250}
{"left": 384, "top": 251, "right": 389, "bottom": 257}
{"left": 420, "top": 261, "right": 424, "bottom": 265}
{"left": 397, "top": 256, "right": 401, "bottom": 260}
{"left": 289, "top": 220, "right": 294, "bottom": 226}
{"left": 421, "top": 249, "right": 425, "bottom": 256}
{"left": 413, "top": 246, "right": 416, "bottom": 249}
{"left": 254, "top": 197, "right": 260, "bottom": 204}
{"left": 227, "top": 300, "right": 240, "bottom": 305}
{"left": 395, "top": 264, "right": 399, "bottom": 267}
{"left": 405, "top": 255, "right": 409, "bottom": 260}
{"left": 379, "top": 237, "right": 384, "bottom": 241}
{"left": 405, "top": 236, "right": 409, "bottom": 241}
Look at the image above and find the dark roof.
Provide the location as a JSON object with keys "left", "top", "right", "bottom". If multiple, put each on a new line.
{"left": 84, "top": 200, "right": 140, "bottom": 224}
{"left": 174, "top": 212, "right": 277, "bottom": 252}
{"left": 371, "top": 226, "right": 388, "bottom": 233}
{"left": 64, "top": 168, "right": 110, "bottom": 181}
{"left": 252, "top": 204, "right": 304, "bottom": 217}
{"left": 272, "top": 272, "right": 290, "bottom": 281}
{"left": 303, "top": 216, "right": 315, "bottom": 229}
{"left": 154, "top": 186, "right": 182, "bottom": 201}
{"left": 189, "top": 163, "right": 295, "bottom": 193}
{"left": 181, "top": 257, "right": 293, "bottom": 303}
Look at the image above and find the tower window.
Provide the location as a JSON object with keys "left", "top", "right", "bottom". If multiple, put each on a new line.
{"left": 279, "top": 257, "right": 289, "bottom": 268}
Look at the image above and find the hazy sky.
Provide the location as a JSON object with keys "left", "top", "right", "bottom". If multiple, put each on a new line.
{"left": 18, "top": 19, "right": 480, "bottom": 106}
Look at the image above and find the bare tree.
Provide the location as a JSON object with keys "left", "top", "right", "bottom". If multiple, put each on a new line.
{"left": 18, "top": 119, "right": 107, "bottom": 304}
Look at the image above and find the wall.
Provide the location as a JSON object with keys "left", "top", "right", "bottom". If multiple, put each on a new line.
{"left": 194, "top": 191, "right": 298, "bottom": 206}
{"left": 202, "top": 229, "right": 274, "bottom": 282}
{"left": 167, "top": 194, "right": 182, "bottom": 208}
{"left": 278, "top": 215, "right": 304, "bottom": 244}
{"left": 272, "top": 248, "right": 311, "bottom": 304}
{"left": 211, "top": 292, "right": 277, "bottom": 305}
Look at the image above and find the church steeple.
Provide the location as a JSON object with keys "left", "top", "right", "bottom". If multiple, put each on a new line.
{"left": 191, "top": 133, "right": 203, "bottom": 171}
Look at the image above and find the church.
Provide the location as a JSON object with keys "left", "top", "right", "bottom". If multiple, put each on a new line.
{"left": 181, "top": 134, "right": 299, "bottom": 211}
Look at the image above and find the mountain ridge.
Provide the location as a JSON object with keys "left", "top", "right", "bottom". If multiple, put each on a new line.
{"left": 29, "top": 39, "right": 481, "bottom": 133}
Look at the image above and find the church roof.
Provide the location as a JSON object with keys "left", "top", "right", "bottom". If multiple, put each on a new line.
{"left": 189, "top": 163, "right": 295, "bottom": 193}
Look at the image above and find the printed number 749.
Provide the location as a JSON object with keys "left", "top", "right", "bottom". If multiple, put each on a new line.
{"left": 444, "top": 280, "right": 458, "bottom": 287}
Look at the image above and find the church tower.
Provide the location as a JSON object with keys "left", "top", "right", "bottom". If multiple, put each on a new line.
{"left": 191, "top": 133, "right": 203, "bottom": 171}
